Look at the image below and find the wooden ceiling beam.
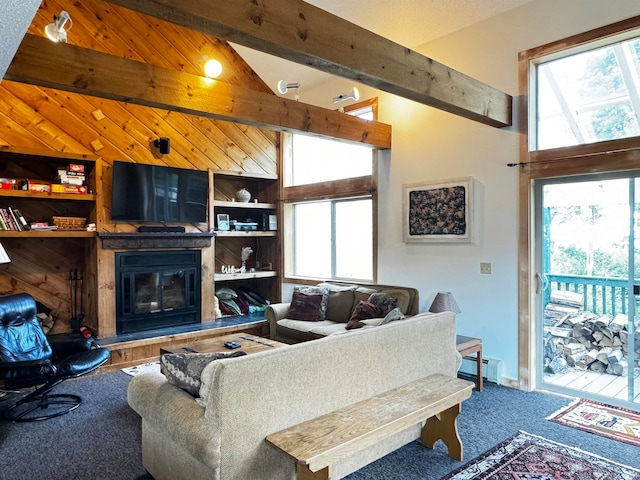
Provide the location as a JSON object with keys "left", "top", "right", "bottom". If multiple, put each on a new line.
{"left": 6, "top": 34, "right": 391, "bottom": 149}
{"left": 105, "top": 0, "right": 512, "bottom": 128}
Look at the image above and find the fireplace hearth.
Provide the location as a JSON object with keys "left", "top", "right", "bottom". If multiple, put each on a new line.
{"left": 115, "top": 250, "right": 201, "bottom": 335}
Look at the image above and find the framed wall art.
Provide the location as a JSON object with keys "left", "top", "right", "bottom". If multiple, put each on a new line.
{"left": 403, "top": 177, "right": 473, "bottom": 243}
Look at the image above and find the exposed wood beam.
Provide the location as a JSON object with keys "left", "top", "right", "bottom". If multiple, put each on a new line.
{"left": 6, "top": 34, "right": 391, "bottom": 149}
{"left": 106, "top": 0, "right": 512, "bottom": 128}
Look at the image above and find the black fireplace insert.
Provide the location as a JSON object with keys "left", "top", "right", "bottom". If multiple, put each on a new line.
{"left": 115, "top": 250, "right": 201, "bottom": 335}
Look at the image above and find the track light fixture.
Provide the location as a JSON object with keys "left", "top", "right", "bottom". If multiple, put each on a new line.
{"left": 333, "top": 87, "right": 360, "bottom": 112}
{"left": 333, "top": 87, "right": 360, "bottom": 104}
{"left": 45, "top": 10, "right": 72, "bottom": 43}
{"left": 277, "top": 80, "right": 301, "bottom": 101}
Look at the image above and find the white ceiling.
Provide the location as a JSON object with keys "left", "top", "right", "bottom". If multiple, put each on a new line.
{"left": 234, "top": 0, "right": 535, "bottom": 96}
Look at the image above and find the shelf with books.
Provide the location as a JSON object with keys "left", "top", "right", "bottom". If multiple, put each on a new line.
{"left": 0, "top": 148, "right": 98, "bottom": 237}
{"left": 0, "top": 230, "right": 96, "bottom": 238}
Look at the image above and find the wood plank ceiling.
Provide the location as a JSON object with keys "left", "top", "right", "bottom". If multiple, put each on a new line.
{"left": 1, "top": 0, "right": 279, "bottom": 178}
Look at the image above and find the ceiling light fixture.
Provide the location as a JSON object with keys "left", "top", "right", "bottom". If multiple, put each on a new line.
{"left": 45, "top": 10, "right": 72, "bottom": 43}
{"left": 333, "top": 87, "right": 360, "bottom": 104}
{"left": 277, "top": 80, "right": 301, "bottom": 101}
{"left": 333, "top": 87, "right": 360, "bottom": 112}
{"left": 203, "top": 59, "right": 223, "bottom": 78}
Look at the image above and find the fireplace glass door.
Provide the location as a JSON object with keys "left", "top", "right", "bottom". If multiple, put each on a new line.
{"left": 125, "top": 270, "right": 189, "bottom": 315}
{"left": 116, "top": 251, "right": 200, "bottom": 334}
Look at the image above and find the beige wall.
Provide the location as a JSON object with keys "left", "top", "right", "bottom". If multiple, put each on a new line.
{"left": 298, "top": 0, "right": 640, "bottom": 383}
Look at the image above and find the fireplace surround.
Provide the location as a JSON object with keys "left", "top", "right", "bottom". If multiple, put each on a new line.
{"left": 115, "top": 250, "right": 201, "bottom": 334}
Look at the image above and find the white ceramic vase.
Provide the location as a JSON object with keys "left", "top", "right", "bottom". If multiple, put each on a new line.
{"left": 235, "top": 188, "right": 251, "bottom": 203}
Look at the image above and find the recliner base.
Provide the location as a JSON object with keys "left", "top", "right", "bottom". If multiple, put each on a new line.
{"left": 3, "top": 390, "right": 82, "bottom": 422}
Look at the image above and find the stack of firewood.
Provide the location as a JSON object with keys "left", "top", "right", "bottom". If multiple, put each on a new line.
{"left": 543, "top": 290, "right": 640, "bottom": 376}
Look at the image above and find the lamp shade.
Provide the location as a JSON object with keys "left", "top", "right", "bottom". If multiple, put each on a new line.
{"left": 0, "top": 241, "right": 10, "bottom": 264}
{"left": 429, "top": 291, "right": 460, "bottom": 314}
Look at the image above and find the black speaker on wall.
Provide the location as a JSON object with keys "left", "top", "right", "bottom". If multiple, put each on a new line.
{"left": 154, "top": 137, "right": 171, "bottom": 154}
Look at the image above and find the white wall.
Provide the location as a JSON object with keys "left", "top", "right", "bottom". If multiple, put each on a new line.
{"left": 295, "top": 0, "right": 640, "bottom": 384}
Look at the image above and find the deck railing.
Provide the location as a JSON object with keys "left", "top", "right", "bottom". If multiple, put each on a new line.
{"left": 546, "top": 274, "right": 633, "bottom": 316}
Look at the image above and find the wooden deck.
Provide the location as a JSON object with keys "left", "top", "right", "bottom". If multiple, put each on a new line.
{"left": 543, "top": 368, "right": 640, "bottom": 402}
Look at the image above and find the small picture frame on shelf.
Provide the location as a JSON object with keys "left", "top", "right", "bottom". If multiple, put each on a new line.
{"left": 216, "top": 213, "right": 230, "bottom": 231}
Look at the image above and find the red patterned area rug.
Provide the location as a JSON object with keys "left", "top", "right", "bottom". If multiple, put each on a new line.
{"left": 547, "top": 399, "right": 640, "bottom": 448}
{"left": 441, "top": 431, "right": 640, "bottom": 480}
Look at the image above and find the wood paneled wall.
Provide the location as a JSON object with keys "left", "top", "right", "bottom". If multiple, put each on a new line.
{"left": 0, "top": 0, "right": 278, "bottom": 332}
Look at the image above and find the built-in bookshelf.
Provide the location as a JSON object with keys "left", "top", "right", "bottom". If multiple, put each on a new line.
{"left": 0, "top": 147, "right": 98, "bottom": 237}
{"left": 212, "top": 170, "right": 281, "bottom": 309}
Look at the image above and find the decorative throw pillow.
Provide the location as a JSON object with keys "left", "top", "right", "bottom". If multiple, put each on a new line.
{"left": 288, "top": 290, "right": 325, "bottom": 321}
{"left": 367, "top": 292, "right": 398, "bottom": 317}
{"left": 316, "top": 283, "right": 356, "bottom": 323}
{"left": 160, "top": 351, "right": 247, "bottom": 396}
{"left": 215, "top": 287, "right": 238, "bottom": 300}
{"left": 293, "top": 286, "right": 329, "bottom": 320}
{"left": 346, "top": 301, "right": 380, "bottom": 330}
{"left": 379, "top": 307, "right": 406, "bottom": 326}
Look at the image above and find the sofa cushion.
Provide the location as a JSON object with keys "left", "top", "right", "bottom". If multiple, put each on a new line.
{"left": 288, "top": 290, "right": 325, "bottom": 321}
{"left": 293, "top": 286, "right": 330, "bottom": 320}
{"left": 160, "top": 351, "right": 246, "bottom": 396}
{"left": 367, "top": 292, "right": 398, "bottom": 317}
{"left": 278, "top": 317, "right": 385, "bottom": 337}
{"left": 316, "top": 283, "right": 356, "bottom": 323}
{"left": 277, "top": 318, "right": 335, "bottom": 333}
{"left": 346, "top": 301, "right": 380, "bottom": 330}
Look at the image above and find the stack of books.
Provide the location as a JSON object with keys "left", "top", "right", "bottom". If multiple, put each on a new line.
{"left": 29, "top": 222, "right": 58, "bottom": 231}
{"left": 53, "top": 164, "right": 87, "bottom": 194}
{"left": 0, "top": 207, "right": 29, "bottom": 231}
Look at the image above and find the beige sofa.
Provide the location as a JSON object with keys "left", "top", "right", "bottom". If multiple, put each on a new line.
{"left": 266, "top": 281, "right": 419, "bottom": 343}
{"left": 127, "top": 311, "right": 459, "bottom": 480}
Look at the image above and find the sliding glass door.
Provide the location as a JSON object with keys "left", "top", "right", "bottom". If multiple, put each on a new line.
{"left": 536, "top": 173, "right": 638, "bottom": 407}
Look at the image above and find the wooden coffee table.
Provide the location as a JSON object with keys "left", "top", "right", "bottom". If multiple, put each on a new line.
{"left": 160, "top": 333, "right": 286, "bottom": 356}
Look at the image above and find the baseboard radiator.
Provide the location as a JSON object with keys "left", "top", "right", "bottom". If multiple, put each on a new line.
{"left": 459, "top": 356, "right": 502, "bottom": 384}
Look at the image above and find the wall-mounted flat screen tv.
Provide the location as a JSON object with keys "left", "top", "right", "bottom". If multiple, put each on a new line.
{"left": 111, "top": 160, "right": 208, "bottom": 223}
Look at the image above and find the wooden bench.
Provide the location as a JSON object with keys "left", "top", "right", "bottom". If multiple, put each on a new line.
{"left": 266, "top": 374, "right": 474, "bottom": 480}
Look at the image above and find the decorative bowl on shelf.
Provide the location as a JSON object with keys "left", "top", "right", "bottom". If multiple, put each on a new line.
{"left": 235, "top": 188, "right": 251, "bottom": 203}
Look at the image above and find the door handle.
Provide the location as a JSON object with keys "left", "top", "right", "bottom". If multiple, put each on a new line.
{"left": 535, "top": 273, "right": 549, "bottom": 294}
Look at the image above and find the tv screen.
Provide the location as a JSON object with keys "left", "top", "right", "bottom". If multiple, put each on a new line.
{"left": 111, "top": 161, "right": 208, "bottom": 223}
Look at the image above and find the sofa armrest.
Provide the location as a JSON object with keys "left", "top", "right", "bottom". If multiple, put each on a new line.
{"left": 127, "top": 372, "right": 221, "bottom": 469}
{"left": 265, "top": 302, "right": 291, "bottom": 339}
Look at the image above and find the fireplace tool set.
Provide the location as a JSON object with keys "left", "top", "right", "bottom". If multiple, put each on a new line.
{"left": 69, "top": 268, "right": 87, "bottom": 335}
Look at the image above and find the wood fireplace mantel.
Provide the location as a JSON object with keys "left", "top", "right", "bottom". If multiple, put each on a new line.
{"left": 98, "top": 232, "right": 215, "bottom": 249}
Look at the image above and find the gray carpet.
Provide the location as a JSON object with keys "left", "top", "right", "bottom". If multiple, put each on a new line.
{"left": 1, "top": 372, "right": 638, "bottom": 480}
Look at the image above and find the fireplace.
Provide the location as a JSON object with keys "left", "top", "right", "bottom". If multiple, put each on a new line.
{"left": 115, "top": 250, "right": 201, "bottom": 335}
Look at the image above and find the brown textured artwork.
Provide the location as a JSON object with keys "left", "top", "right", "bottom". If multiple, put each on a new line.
{"left": 403, "top": 177, "right": 473, "bottom": 243}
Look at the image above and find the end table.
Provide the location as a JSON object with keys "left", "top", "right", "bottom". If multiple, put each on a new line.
{"left": 456, "top": 335, "right": 483, "bottom": 392}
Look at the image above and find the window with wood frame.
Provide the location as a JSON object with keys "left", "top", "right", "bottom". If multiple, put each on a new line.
{"left": 531, "top": 28, "right": 640, "bottom": 151}
{"left": 282, "top": 99, "right": 378, "bottom": 283}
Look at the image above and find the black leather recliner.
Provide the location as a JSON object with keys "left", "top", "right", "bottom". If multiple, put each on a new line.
{"left": 0, "top": 293, "right": 111, "bottom": 422}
